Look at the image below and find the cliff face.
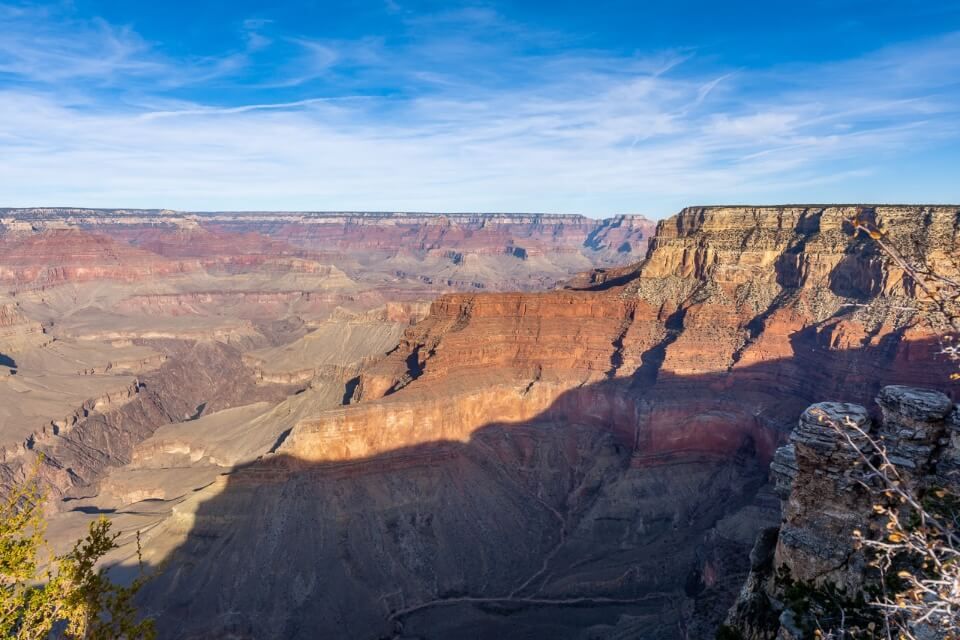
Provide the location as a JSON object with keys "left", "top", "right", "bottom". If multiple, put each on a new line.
{"left": 631, "top": 206, "right": 956, "bottom": 388}
{"left": 725, "top": 385, "right": 959, "bottom": 639}
{"left": 343, "top": 206, "right": 957, "bottom": 465}
{"left": 0, "top": 302, "right": 47, "bottom": 354}
{"left": 130, "top": 205, "right": 958, "bottom": 639}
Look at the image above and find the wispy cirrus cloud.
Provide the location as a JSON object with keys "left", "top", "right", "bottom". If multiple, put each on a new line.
{"left": 0, "top": 2, "right": 958, "bottom": 215}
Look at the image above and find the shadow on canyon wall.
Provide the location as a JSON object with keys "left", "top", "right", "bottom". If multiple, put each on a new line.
{"left": 127, "top": 332, "right": 956, "bottom": 640}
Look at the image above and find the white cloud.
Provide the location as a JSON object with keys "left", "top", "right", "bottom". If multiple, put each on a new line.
{"left": 0, "top": 5, "right": 957, "bottom": 215}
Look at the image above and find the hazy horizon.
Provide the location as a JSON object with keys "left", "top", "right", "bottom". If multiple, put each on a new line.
{"left": 5, "top": 202, "right": 960, "bottom": 222}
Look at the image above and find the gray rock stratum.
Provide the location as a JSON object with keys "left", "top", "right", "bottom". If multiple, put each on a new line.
{"left": 724, "top": 385, "right": 960, "bottom": 639}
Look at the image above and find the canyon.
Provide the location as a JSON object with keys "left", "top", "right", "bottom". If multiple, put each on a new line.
{"left": 0, "top": 209, "right": 654, "bottom": 496}
{"left": 1, "top": 206, "right": 957, "bottom": 639}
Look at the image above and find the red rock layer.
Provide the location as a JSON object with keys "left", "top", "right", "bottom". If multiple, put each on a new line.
{"left": 0, "top": 229, "right": 198, "bottom": 290}
{"left": 127, "top": 205, "right": 956, "bottom": 640}
{"left": 282, "top": 205, "right": 958, "bottom": 470}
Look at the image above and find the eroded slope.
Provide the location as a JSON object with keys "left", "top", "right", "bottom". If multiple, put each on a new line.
{"left": 127, "top": 206, "right": 958, "bottom": 639}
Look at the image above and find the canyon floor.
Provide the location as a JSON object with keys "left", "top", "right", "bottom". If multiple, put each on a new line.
{"left": 1, "top": 206, "right": 956, "bottom": 639}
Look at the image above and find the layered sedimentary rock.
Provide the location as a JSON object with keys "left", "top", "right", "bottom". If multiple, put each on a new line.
{"left": 344, "top": 206, "right": 957, "bottom": 465}
{"left": 122, "top": 206, "right": 958, "bottom": 639}
{"left": 0, "top": 301, "right": 48, "bottom": 353}
{"left": 725, "top": 386, "right": 959, "bottom": 639}
{"left": 2, "top": 209, "right": 653, "bottom": 506}
{"left": 632, "top": 205, "right": 956, "bottom": 391}
{"left": 0, "top": 229, "right": 199, "bottom": 290}
{"left": 0, "top": 341, "right": 298, "bottom": 503}
{"left": 0, "top": 209, "right": 656, "bottom": 292}
{"left": 2, "top": 204, "right": 955, "bottom": 638}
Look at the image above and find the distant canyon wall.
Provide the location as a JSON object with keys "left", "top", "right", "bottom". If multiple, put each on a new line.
{"left": 0, "top": 209, "right": 656, "bottom": 291}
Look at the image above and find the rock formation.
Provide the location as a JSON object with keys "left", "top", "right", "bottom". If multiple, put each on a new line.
{"left": 0, "top": 228, "right": 199, "bottom": 291}
{"left": 724, "top": 385, "right": 959, "bottom": 639}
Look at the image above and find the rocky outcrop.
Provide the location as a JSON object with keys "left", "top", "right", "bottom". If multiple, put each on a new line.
{"left": 629, "top": 206, "right": 957, "bottom": 391}
{"left": 0, "top": 301, "right": 48, "bottom": 353}
{"left": 724, "top": 385, "right": 959, "bottom": 639}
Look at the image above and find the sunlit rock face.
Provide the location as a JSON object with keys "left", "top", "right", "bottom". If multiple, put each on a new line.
{"left": 0, "top": 228, "right": 200, "bottom": 289}
{"left": 120, "top": 206, "right": 958, "bottom": 639}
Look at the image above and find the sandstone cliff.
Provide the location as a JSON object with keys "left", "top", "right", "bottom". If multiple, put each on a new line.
{"left": 0, "top": 229, "right": 199, "bottom": 291}
{"left": 343, "top": 205, "right": 957, "bottom": 466}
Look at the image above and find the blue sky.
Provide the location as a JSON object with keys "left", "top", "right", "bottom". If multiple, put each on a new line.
{"left": 1, "top": 1, "right": 959, "bottom": 217}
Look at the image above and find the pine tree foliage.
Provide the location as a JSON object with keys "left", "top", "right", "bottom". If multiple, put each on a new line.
{"left": 0, "top": 462, "right": 154, "bottom": 639}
